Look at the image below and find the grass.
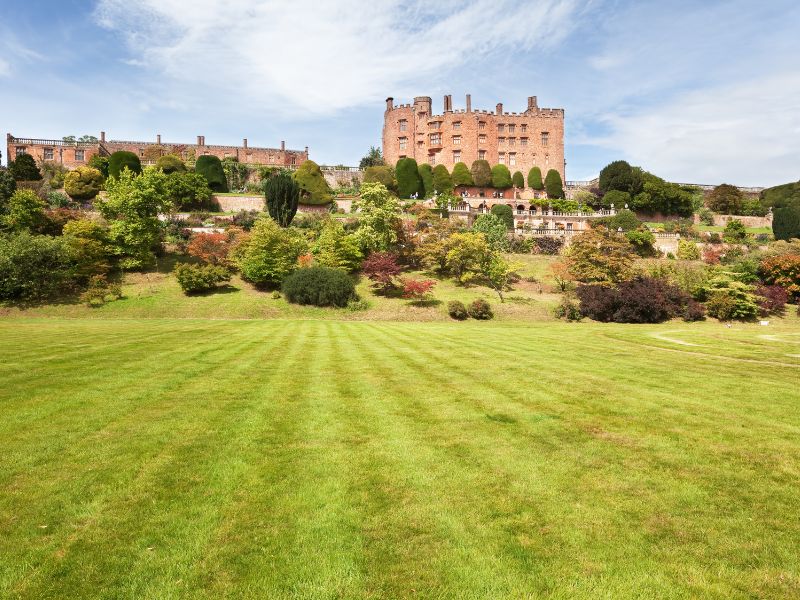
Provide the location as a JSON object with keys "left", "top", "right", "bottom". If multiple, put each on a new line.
{"left": 1, "top": 316, "right": 799, "bottom": 598}
{"left": 643, "top": 222, "right": 773, "bottom": 235}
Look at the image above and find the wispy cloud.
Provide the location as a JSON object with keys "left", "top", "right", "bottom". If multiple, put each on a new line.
{"left": 94, "top": 0, "right": 587, "bottom": 117}
{"left": 0, "top": 57, "right": 10, "bottom": 77}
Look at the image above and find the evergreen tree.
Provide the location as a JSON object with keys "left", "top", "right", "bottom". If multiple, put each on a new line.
{"left": 108, "top": 151, "right": 142, "bottom": 180}
{"left": 265, "top": 172, "right": 300, "bottom": 227}
{"left": 470, "top": 160, "right": 492, "bottom": 187}
{"left": 451, "top": 162, "right": 474, "bottom": 187}
{"left": 418, "top": 163, "right": 434, "bottom": 196}
{"left": 195, "top": 155, "right": 228, "bottom": 192}
{"left": 395, "top": 158, "right": 423, "bottom": 198}
{"left": 527, "top": 166, "right": 543, "bottom": 190}
{"left": 359, "top": 146, "right": 385, "bottom": 168}
{"left": 292, "top": 160, "right": 332, "bottom": 205}
{"left": 432, "top": 164, "right": 453, "bottom": 194}
{"left": 491, "top": 164, "right": 512, "bottom": 189}
{"left": 545, "top": 169, "right": 564, "bottom": 199}
{"left": 512, "top": 171, "right": 525, "bottom": 188}
{"left": 9, "top": 153, "right": 42, "bottom": 181}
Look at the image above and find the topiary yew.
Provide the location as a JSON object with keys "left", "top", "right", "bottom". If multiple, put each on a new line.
{"left": 195, "top": 155, "right": 228, "bottom": 192}
{"left": 395, "top": 158, "right": 423, "bottom": 198}
{"left": 491, "top": 164, "right": 512, "bottom": 189}
{"left": 512, "top": 171, "right": 525, "bottom": 189}
{"left": 432, "top": 164, "right": 453, "bottom": 194}
{"left": 545, "top": 169, "right": 564, "bottom": 199}
{"left": 64, "top": 166, "right": 104, "bottom": 201}
{"left": 527, "top": 166, "right": 543, "bottom": 190}
{"left": 470, "top": 160, "right": 492, "bottom": 187}
{"left": 452, "top": 162, "right": 473, "bottom": 187}
{"left": 155, "top": 155, "right": 186, "bottom": 175}
{"left": 108, "top": 151, "right": 142, "bottom": 179}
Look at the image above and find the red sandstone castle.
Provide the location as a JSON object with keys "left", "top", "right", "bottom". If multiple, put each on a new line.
{"left": 382, "top": 94, "right": 565, "bottom": 182}
{"left": 6, "top": 132, "right": 308, "bottom": 170}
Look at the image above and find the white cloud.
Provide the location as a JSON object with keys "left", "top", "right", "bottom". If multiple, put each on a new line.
{"left": 0, "top": 57, "right": 10, "bottom": 77}
{"left": 590, "top": 72, "right": 800, "bottom": 187}
{"left": 94, "top": 0, "right": 586, "bottom": 117}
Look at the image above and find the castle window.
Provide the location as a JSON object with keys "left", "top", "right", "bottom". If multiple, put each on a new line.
{"left": 478, "top": 150, "right": 486, "bottom": 160}
{"left": 541, "top": 132, "right": 549, "bottom": 146}
{"left": 452, "top": 121, "right": 461, "bottom": 130}
{"left": 520, "top": 137, "right": 528, "bottom": 146}
{"left": 497, "top": 124, "right": 505, "bottom": 133}
{"left": 498, "top": 137, "right": 505, "bottom": 145}
{"left": 521, "top": 124, "right": 527, "bottom": 133}
{"left": 452, "top": 135, "right": 461, "bottom": 145}
{"left": 508, "top": 124, "right": 515, "bottom": 134}
{"left": 76, "top": 150, "right": 85, "bottom": 161}
{"left": 453, "top": 150, "right": 461, "bottom": 162}
{"left": 498, "top": 152, "right": 506, "bottom": 165}
{"left": 398, "top": 137, "right": 407, "bottom": 150}
{"left": 429, "top": 133, "right": 441, "bottom": 145}
{"left": 509, "top": 153, "right": 516, "bottom": 166}
{"left": 44, "top": 148, "right": 54, "bottom": 160}
{"left": 479, "top": 134, "right": 486, "bottom": 144}
{"left": 399, "top": 119, "right": 408, "bottom": 132}
{"left": 430, "top": 152, "right": 437, "bottom": 166}
{"left": 508, "top": 137, "right": 515, "bottom": 147}
{"left": 478, "top": 121, "right": 486, "bottom": 130}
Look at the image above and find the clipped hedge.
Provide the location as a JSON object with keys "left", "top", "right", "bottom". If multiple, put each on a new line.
{"left": 396, "top": 158, "right": 423, "bottom": 198}
{"left": 491, "top": 164, "right": 512, "bottom": 189}
{"left": 108, "top": 151, "right": 142, "bottom": 179}
{"left": 195, "top": 155, "right": 228, "bottom": 192}
{"left": 281, "top": 266, "right": 356, "bottom": 307}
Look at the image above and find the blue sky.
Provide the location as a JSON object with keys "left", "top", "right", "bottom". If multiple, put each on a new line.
{"left": 2, "top": 0, "right": 799, "bottom": 186}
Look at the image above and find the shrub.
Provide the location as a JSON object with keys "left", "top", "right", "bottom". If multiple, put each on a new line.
{"left": 698, "top": 207, "right": 715, "bottom": 225}
{"left": 472, "top": 214, "right": 510, "bottom": 251}
{"left": 362, "top": 251, "right": 402, "bottom": 292}
{"left": 772, "top": 206, "right": 800, "bottom": 241}
{"left": 470, "top": 160, "right": 492, "bottom": 187}
{"left": 0, "top": 169, "right": 17, "bottom": 208}
{"left": 400, "top": 277, "right": 436, "bottom": 301}
{"left": 364, "top": 165, "right": 395, "bottom": 190}
{"left": 195, "top": 155, "right": 228, "bottom": 192}
{"left": 706, "top": 184, "right": 744, "bottom": 214}
{"left": 9, "top": 153, "right": 42, "bottom": 181}
{"left": 0, "top": 232, "right": 78, "bottom": 300}
{"left": 165, "top": 171, "right": 215, "bottom": 210}
{"left": 545, "top": 169, "right": 564, "bottom": 199}
{"left": 576, "top": 284, "right": 618, "bottom": 321}
{"left": 79, "top": 274, "right": 122, "bottom": 307}
{"left": 723, "top": 219, "right": 747, "bottom": 243}
{"left": 512, "top": 171, "right": 525, "bottom": 189}
{"left": 88, "top": 154, "right": 109, "bottom": 178}
{"left": 395, "top": 158, "right": 423, "bottom": 198}
{"left": 312, "top": 219, "right": 363, "bottom": 272}
{"left": 677, "top": 238, "right": 701, "bottom": 260}
{"left": 64, "top": 166, "right": 103, "bottom": 201}
{"left": 554, "top": 296, "right": 581, "bottom": 321}
{"left": 702, "top": 279, "right": 759, "bottom": 321}
{"left": 281, "top": 266, "right": 356, "bottom": 307}
{"left": 755, "top": 284, "right": 788, "bottom": 316}
{"left": 577, "top": 276, "right": 688, "bottom": 323}
{"left": 417, "top": 163, "right": 434, "bottom": 196}
{"left": 187, "top": 232, "right": 232, "bottom": 266}
{"left": 108, "top": 151, "right": 142, "bottom": 179}
{"left": 533, "top": 236, "right": 564, "bottom": 255}
{"left": 173, "top": 263, "right": 231, "bottom": 294}
{"left": 232, "top": 209, "right": 260, "bottom": 230}
{"left": 346, "top": 298, "right": 371, "bottom": 312}
{"left": 467, "top": 298, "right": 493, "bottom": 320}
{"left": 707, "top": 232, "right": 722, "bottom": 244}
{"left": 292, "top": 160, "right": 332, "bottom": 205}
{"left": 451, "top": 162, "right": 473, "bottom": 187}
{"left": 432, "top": 164, "right": 453, "bottom": 194}
{"left": 447, "top": 300, "right": 468, "bottom": 320}
{"left": 155, "top": 155, "right": 186, "bottom": 174}
{"left": 527, "top": 166, "right": 543, "bottom": 190}
{"left": 2, "top": 189, "right": 47, "bottom": 231}
{"left": 236, "top": 217, "right": 307, "bottom": 287}
{"left": 47, "top": 191, "right": 72, "bottom": 208}
{"left": 758, "top": 254, "right": 800, "bottom": 298}
{"left": 625, "top": 229, "right": 657, "bottom": 257}
{"left": 265, "top": 172, "right": 300, "bottom": 227}
{"left": 566, "top": 229, "right": 635, "bottom": 283}
{"left": 491, "top": 164, "right": 512, "bottom": 189}
{"left": 683, "top": 300, "right": 706, "bottom": 321}
{"left": 490, "top": 204, "right": 514, "bottom": 228}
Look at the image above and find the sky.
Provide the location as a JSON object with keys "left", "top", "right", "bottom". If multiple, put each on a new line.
{"left": 1, "top": 0, "right": 799, "bottom": 186}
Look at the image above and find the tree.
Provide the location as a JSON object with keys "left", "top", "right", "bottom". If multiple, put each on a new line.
{"left": 598, "top": 160, "right": 642, "bottom": 195}
{"left": 395, "top": 158, "right": 423, "bottom": 198}
{"left": 97, "top": 168, "right": 171, "bottom": 269}
{"left": 677, "top": 238, "right": 701, "bottom": 260}
{"left": 479, "top": 252, "right": 517, "bottom": 302}
{"left": 9, "top": 153, "right": 42, "bottom": 181}
{"left": 359, "top": 146, "right": 385, "bottom": 168}
{"left": 490, "top": 204, "right": 514, "bottom": 228}
{"left": 472, "top": 213, "right": 509, "bottom": 251}
{"left": 400, "top": 277, "right": 436, "bottom": 302}
{"left": 491, "top": 164, "right": 512, "bottom": 189}
{"left": 292, "top": 160, "right": 331, "bottom": 205}
{"left": 235, "top": 216, "right": 308, "bottom": 287}
{"left": 155, "top": 155, "right": 186, "bottom": 175}
{"left": 187, "top": 232, "right": 233, "bottom": 266}
{"left": 565, "top": 229, "right": 635, "bottom": 283}
{"left": 452, "top": 162, "right": 474, "bottom": 187}
{"left": 64, "top": 166, "right": 104, "bottom": 201}
{"left": 265, "top": 172, "right": 300, "bottom": 227}
{"left": 512, "top": 171, "right": 524, "bottom": 189}
{"left": 312, "top": 219, "right": 363, "bottom": 272}
{"left": 108, "top": 151, "right": 142, "bottom": 179}
{"left": 723, "top": 219, "right": 748, "bottom": 243}
{"left": 601, "top": 190, "right": 631, "bottom": 209}
{"left": 706, "top": 184, "right": 744, "bottom": 214}
{"left": 352, "top": 182, "right": 402, "bottom": 251}
{"left": 418, "top": 163, "right": 434, "bottom": 196}
{"left": 593, "top": 208, "right": 640, "bottom": 231}
{"left": 222, "top": 157, "right": 250, "bottom": 191}
{"left": 195, "top": 155, "right": 228, "bottom": 193}
{"left": 0, "top": 232, "right": 79, "bottom": 300}
{"left": 625, "top": 229, "right": 657, "bottom": 257}
{"left": 545, "top": 169, "right": 564, "bottom": 199}
{"left": 364, "top": 165, "right": 395, "bottom": 191}
{"left": 444, "top": 232, "right": 491, "bottom": 282}
{"left": 432, "top": 164, "right": 453, "bottom": 194}
{"left": 0, "top": 169, "right": 17, "bottom": 210}
{"left": 773, "top": 206, "right": 800, "bottom": 241}
{"left": 759, "top": 254, "right": 800, "bottom": 299}
{"left": 88, "top": 154, "right": 109, "bottom": 179}
{"left": 62, "top": 218, "right": 112, "bottom": 279}
{"left": 1, "top": 189, "right": 47, "bottom": 231}
{"left": 470, "top": 160, "right": 492, "bottom": 187}
{"left": 632, "top": 173, "right": 694, "bottom": 216}
{"left": 527, "top": 166, "right": 543, "bottom": 190}
{"left": 164, "top": 171, "right": 214, "bottom": 210}
{"left": 362, "top": 251, "right": 402, "bottom": 292}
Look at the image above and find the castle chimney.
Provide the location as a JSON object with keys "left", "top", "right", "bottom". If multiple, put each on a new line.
{"left": 156, "top": 134, "right": 161, "bottom": 144}
{"left": 447, "top": 94, "right": 453, "bottom": 111}
{"left": 243, "top": 138, "right": 248, "bottom": 149}
{"left": 527, "top": 96, "right": 538, "bottom": 111}
{"left": 281, "top": 140, "right": 285, "bottom": 151}
{"left": 466, "top": 94, "right": 471, "bottom": 112}
{"left": 197, "top": 135, "right": 203, "bottom": 145}
{"left": 496, "top": 103, "right": 503, "bottom": 115}
{"left": 386, "top": 97, "right": 394, "bottom": 111}
{"left": 100, "top": 131, "right": 106, "bottom": 143}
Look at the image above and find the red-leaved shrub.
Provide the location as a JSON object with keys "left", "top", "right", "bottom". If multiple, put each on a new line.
{"left": 400, "top": 278, "right": 436, "bottom": 301}
{"left": 362, "top": 251, "right": 402, "bottom": 292}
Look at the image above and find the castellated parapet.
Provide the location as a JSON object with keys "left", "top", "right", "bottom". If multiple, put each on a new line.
{"left": 382, "top": 94, "right": 565, "bottom": 182}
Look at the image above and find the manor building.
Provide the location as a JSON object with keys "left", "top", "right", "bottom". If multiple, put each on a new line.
{"left": 6, "top": 132, "right": 308, "bottom": 170}
{"left": 382, "top": 94, "right": 565, "bottom": 182}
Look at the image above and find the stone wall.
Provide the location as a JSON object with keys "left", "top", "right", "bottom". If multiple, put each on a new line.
{"left": 322, "top": 168, "right": 363, "bottom": 189}
{"left": 710, "top": 214, "right": 772, "bottom": 228}
{"left": 213, "top": 195, "right": 264, "bottom": 212}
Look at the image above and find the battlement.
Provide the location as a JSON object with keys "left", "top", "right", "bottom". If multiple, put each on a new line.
{"left": 385, "top": 94, "right": 563, "bottom": 119}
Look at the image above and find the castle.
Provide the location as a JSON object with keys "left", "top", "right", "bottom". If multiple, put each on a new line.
{"left": 6, "top": 132, "right": 308, "bottom": 170}
{"left": 382, "top": 94, "right": 565, "bottom": 181}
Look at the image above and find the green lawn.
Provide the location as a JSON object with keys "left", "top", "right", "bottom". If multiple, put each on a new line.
{"left": 1, "top": 317, "right": 799, "bottom": 598}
